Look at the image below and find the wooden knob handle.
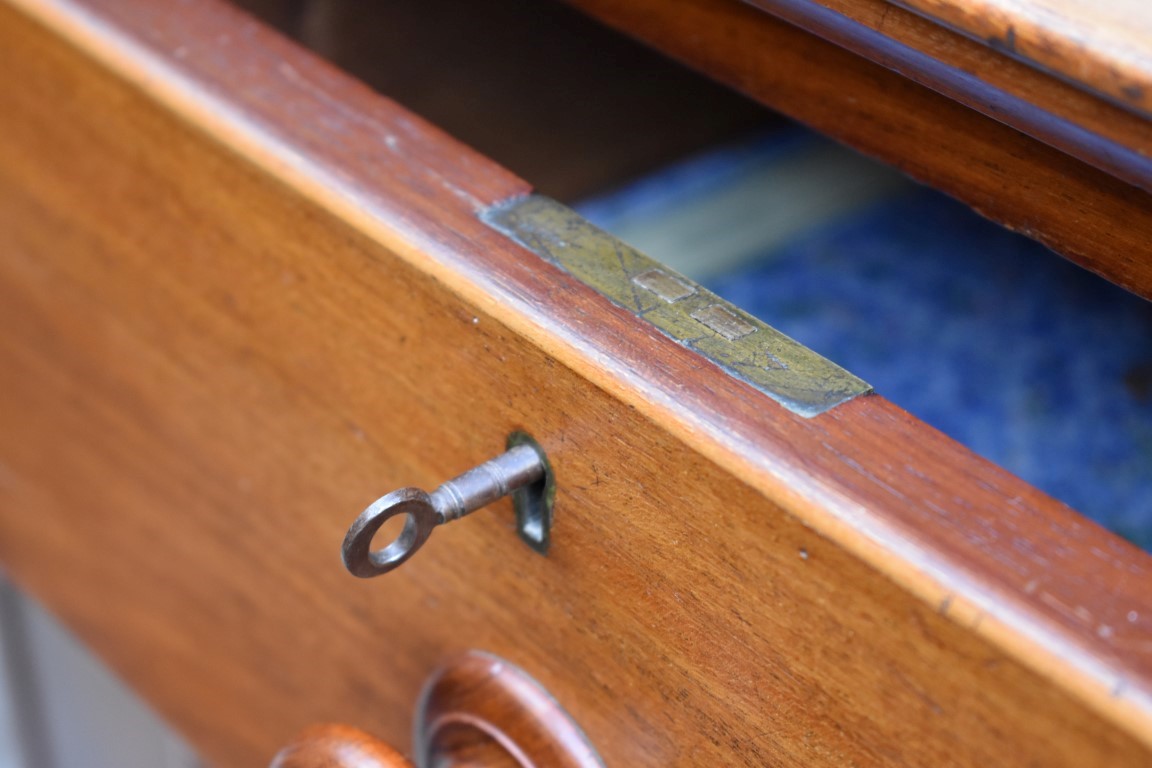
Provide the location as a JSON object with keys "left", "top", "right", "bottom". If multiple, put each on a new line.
{"left": 270, "top": 724, "right": 414, "bottom": 768}
{"left": 273, "top": 654, "right": 600, "bottom": 767}
{"left": 416, "top": 651, "right": 602, "bottom": 768}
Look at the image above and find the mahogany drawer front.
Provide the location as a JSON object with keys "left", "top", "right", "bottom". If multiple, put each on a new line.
{"left": 0, "top": 1, "right": 1150, "bottom": 766}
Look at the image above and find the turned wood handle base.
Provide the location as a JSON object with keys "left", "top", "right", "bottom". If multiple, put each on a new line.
{"left": 416, "top": 651, "right": 602, "bottom": 768}
{"left": 270, "top": 724, "right": 414, "bottom": 768}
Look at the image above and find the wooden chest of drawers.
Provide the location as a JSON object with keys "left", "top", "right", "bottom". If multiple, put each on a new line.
{"left": 1, "top": 0, "right": 1150, "bottom": 764}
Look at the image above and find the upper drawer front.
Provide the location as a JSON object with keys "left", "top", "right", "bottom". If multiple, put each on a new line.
{"left": 0, "top": 1, "right": 1150, "bottom": 766}
{"left": 570, "top": 0, "right": 1152, "bottom": 302}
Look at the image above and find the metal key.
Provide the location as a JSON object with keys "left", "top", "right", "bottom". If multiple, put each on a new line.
{"left": 342, "top": 438, "right": 551, "bottom": 578}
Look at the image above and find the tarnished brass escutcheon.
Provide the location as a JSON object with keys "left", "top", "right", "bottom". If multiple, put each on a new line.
{"left": 482, "top": 196, "right": 871, "bottom": 417}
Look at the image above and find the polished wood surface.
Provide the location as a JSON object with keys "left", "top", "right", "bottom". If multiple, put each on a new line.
{"left": 897, "top": 0, "right": 1152, "bottom": 117}
{"left": 271, "top": 725, "right": 413, "bottom": 768}
{"left": 741, "top": 0, "right": 1152, "bottom": 192}
{"left": 1, "top": 0, "right": 1151, "bottom": 766}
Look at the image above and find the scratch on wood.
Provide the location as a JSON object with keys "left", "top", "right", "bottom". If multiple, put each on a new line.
{"left": 1039, "top": 590, "right": 1095, "bottom": 626}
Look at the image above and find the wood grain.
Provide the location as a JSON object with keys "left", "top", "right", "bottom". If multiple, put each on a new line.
{"left": 740, "top": 0, "right": 1152, "bottom": 193}
{"left": 895, "top": 0, "right": 1152, "bottom": 117}
{"left": 568, "top": 0, "right": 1152, "bottom": 307}
{"left": 0, "top": 0, "right": 1151, "bottom": 766}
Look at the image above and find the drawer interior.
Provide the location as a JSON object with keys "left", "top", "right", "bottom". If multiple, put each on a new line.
{"left": 232, "top": 0, "right": 1152, "bottom": 551}
{"left": 233, "top": 0, "right": 776, "bottom": 199}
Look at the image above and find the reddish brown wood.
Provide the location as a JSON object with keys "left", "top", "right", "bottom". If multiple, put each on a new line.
{"left": 0, "top": 0, "right": 1151, "bottom": 766}
{"left": 567, "top": 0, "right": 1152, "bottom": 300}
{"left": 416, "top": 652, "right": 601, "bottom": 768}
{"left": 896, "top": 0, "right": 1152, "bottom": 117}
{"left": 271, "top": 725, "right": 413, "bottom": 768}
{"left": 741, "top": 0, "right": 1152, "bottom": 192}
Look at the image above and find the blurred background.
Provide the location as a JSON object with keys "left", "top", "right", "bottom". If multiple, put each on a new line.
{"left": 0, "top": 576, "right": 200, "bottom": 767}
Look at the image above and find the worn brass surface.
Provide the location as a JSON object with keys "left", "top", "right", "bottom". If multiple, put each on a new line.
{"left": 483, "top": 196, "right": 871, "bottom": 416}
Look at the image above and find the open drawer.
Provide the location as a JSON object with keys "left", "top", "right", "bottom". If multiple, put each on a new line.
{"left": 0, "top": 0, "right": 1150, "bottom": 765}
